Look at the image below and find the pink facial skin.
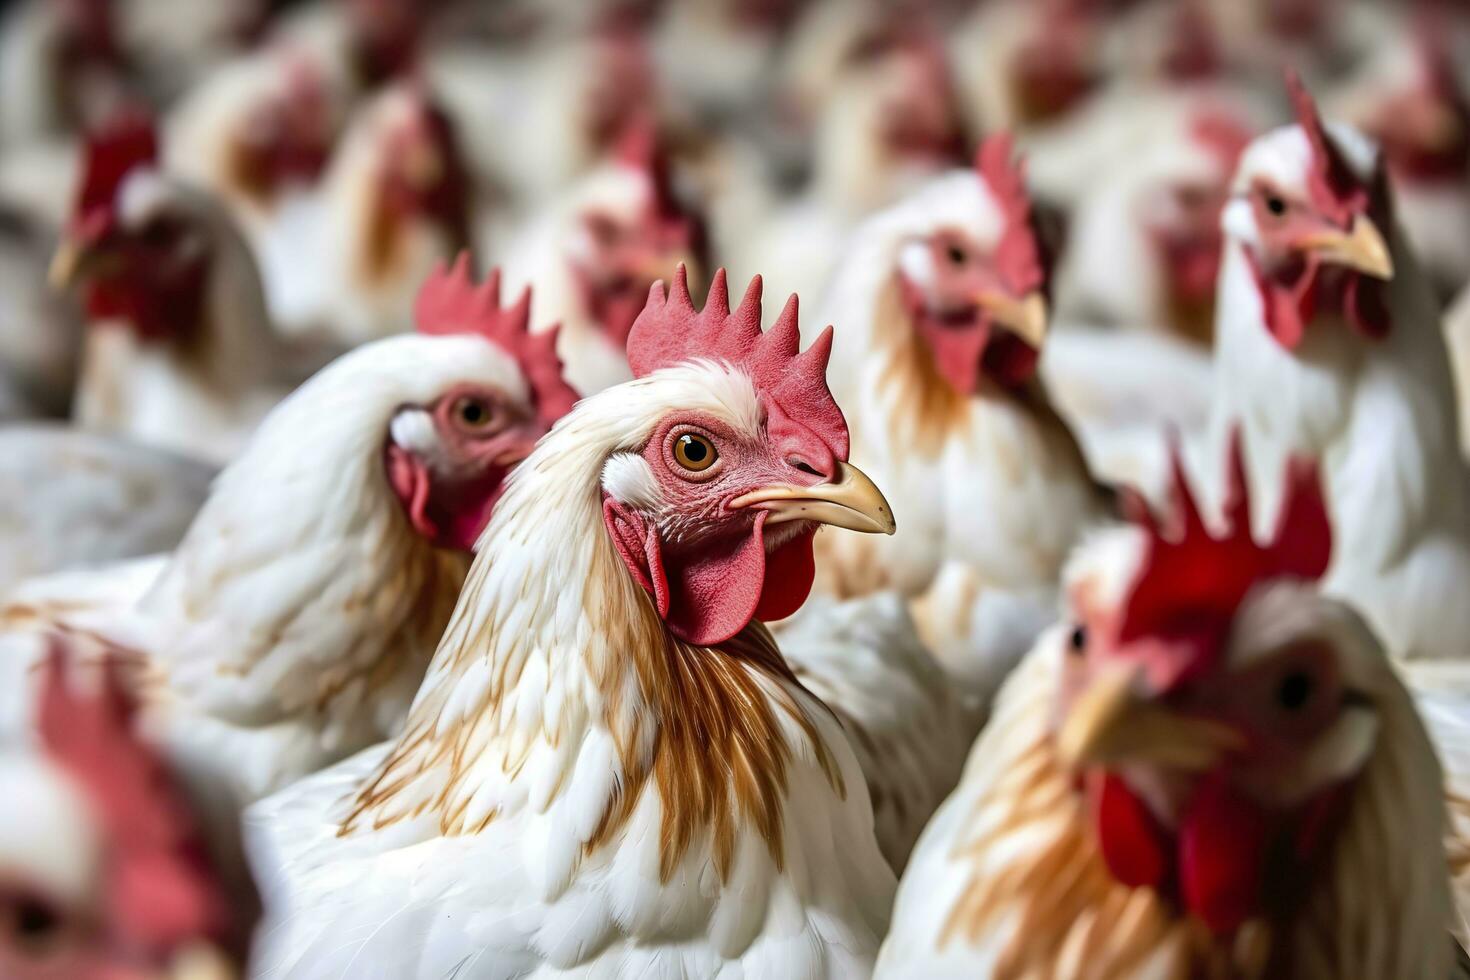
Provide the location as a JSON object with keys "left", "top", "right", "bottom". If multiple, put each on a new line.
{"left": 897, "top": 228, "right": 1041, "bottom": 394}
{"left": 74, "top": 211, "right": 211, "bottom": 344}
{"left": 571, "top": 206, "right": 698, "bottom": 348}
{"left": 603, "top": 410, "right": 837, "bottom": 647}
{"left": 385, "top": 382, "right": 548, "bottom": 551}
{"left": 1243, "top": 177, "right": 1391, "bottom": 349}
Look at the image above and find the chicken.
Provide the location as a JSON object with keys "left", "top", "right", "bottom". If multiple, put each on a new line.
{"left": 499, "top": 122, "right": 706, "bottom": 394}
{"left": 0, "top": 257, "right": 577, "bottom": 893}
{"left": 774, "top": 592, "right": 969, "bottom": 873}
{"left": 1212, "top": 73, "right": 1470, "bottom": 664}
{"left": 0, "top": 641, "right": 243, "bottom": 980}
{"left": 878, "top": 438, "right": 1456, "bottom": 978}
{"left": 164, "top": 42, "right": 347, "bottom": 242}
{"left": 0, "top": 424, "right": 214, "bottom": 596}
{"left": 812, "top": 137, "right": 1110, "bottom": 718}
{"left": 743, "top": 24, "right": 969, "bottom": 306}
{"left": 1331, "top": 26, "right": 1470, "bottom": 302}
{"left": 0, "top": 0, "right": 135, "bottom": 146}
{"left": 1055, "top": 98, "right": 1258, "bottom": 345}
{"left": 244, "top": 268, "right": 897, "bottom": 978}
{"left": 254, "top": 81, "right": 475, "bottom": 345}
{"left": 48, "top": 110, "right": 294, "bottom": 463}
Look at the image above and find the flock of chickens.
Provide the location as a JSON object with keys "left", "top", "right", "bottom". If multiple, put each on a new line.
{"left": 6, "top": 0, "right": 1470, "bottom": 976}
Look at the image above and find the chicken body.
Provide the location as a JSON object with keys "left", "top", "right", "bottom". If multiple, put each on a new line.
{"left": 1212, "top": 107, "right": 1470, "bottom": 663}
{"left": 815, "top": 161, "right": 1109, "bottom": 715}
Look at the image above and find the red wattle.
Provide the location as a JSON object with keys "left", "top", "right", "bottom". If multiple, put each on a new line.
{"left": 915, "top": 318, "right": 990, "bottom": 395}
{"left": 754, "top": 527, "right": 817, "bottom": 623}
{"left": 385, "top": 445, "right": 437, "bottom": 542}
{"left": 1178, "top": 770, "right": 1271, "bottom": 935}
{"left": 1091, "top": 772, "right": 1170, "bottom": 890}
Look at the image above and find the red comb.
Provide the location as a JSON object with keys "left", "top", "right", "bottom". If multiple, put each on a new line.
{"left": 1285, "top": 69, "right": 1369, "bottom": 228}
{"left": 1118, "top": 430, "right": 1332, "bottom": 686}
{"left": 628, "top": 265, "right": 850, "bottom": 461}
{"left": 976, "top": 133, "right": 1048, "bottom": 297}
{"left": 414, "top": 254, "right": 580, "bottom": 426}
{"left": 36, "top": 640, "right": 233, "bottom": 954}
{"left": 74, "top": 109, "right": 158, "bottom": 225}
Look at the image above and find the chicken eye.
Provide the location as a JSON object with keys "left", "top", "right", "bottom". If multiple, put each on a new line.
{"left": 1276, "top": 670, "right": 1315, "bottom": 712}
{"left": 1264, "top": 194, "right": 1287, "bottom": 217}
{"left": 454, "top": 397, "right": 493, "bottom": 428}
{"left": 2, "top": 895, "right": 62, "bottom": 953}
{"left": 1068, "top": 624, "right": 1087, "bottom": 654}
{"left": 672, "top": 433, "right": 718, "bottom": 471}
{"left": 945, "top": 243, "right": 967, "bottom": 265}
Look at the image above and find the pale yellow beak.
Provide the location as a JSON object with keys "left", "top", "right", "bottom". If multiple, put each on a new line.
{"left": 1056, "top": 664, "right": 1243, "bottom": 773}
{"left": 977, "top": 289, "right": 1049, "bottom": 349}
{"left": 403, "top": 142, "right": 443, "bottom": 190}
{"left": 729, "top": 460, "right": 897, "bottom": 535}
{"left": 1298, "top": 214, "right": 1394, "bottom": 281}
{"left": 48, "top": 239, "right": 93, "bottom": 290}
{"left": 167, "top": 943, "right": 238, "bottom": 980}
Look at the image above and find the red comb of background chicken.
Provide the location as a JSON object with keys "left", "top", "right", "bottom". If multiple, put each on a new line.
{"left": 613, "top": 117, "right": 706, "bottom": 264}
{"left": 977, "top": 134, "right": 1049, "bottom": 298}
{"left": 36, "top": 639, "right": 234, "bottom": 957}
{"left": 1117, "top": 430, "right": 1332, "bottom": 687}
{"left": 414, "top": 254, "right": 580, "bottom": 426}
{"left": 1285, "top": 69, "right": 1369, "bottom": 228}
{"left": 75, "top": 109, "right": 158, "bottom": 225}
{"left": 628, "top": 265, "right": 850, "bottom": 460}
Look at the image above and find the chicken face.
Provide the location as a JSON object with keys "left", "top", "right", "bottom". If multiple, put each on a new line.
{"left": 227, "top": 59, "right": 334, "bottom": 205}
{"left": 50, "top": 115, "right": 210, "bottom": 342}
{"left": 876, "top": 39, "right": 967, "bottom": 168}
{"left": 896, "top": 228, "right": 1046, "bottom": 392}
{"left": 398, "top": 257, "right": 581, "bottom": 551}
{"left": 894, "top": 135, "right": 1048, "bottom": 394}
{"left": 1225, "top": 75, "right": 1395, "bottom": 349}
{"left": 1051, "top": 435, "right": 1376, "bottom": 937}
{"left": 1008, "top": 2, "right": 1100, "bottom": 125}
{"left": 568, "top": 128, "right": 705, "bottom": 347}
{"left": 602, "top": 268, "right": 894, "bottom": 646}
{"left": 386, "top": 382, "right": 545, "bottom": 551}
{"left": 368, "top": 89, "right": 472, "bottom": 267}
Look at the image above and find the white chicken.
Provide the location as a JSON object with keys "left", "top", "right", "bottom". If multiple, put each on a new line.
{"left": 499, "top": 121, "right": 706, "bottom": 394}
{"left": 0, "top": 204, "right": 82, "bottom": 420}
{"left": 0, "top": 257, "right": 577, "bottom": 892}
{"left": 48, "top": 110, "right": 294, "bottom": 463}
{"left": 254, "top": 81, "right": 475, "bottom": 345}
{"left": 0, "top": 0, "right": 135, "bottom": 146}
{"left": 1212, "top": 73, "right": 1470, "bottom": 664}
{"left": 879, "top": 437, "right": 1456, "bottom": 978}
{"left": 0, "top": 640, "right": 243, "bottom": 980}
{"left": 245, "top": 268, "right": 898, "bottom": 978}
{"left": 813, "top": 137, "right": 1110, "bottom": 717}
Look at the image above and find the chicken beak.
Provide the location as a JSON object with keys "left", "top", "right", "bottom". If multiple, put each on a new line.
{"left": 1299, "top": 214, "right": 1394, "bottom": 281}
{"left": 1056, "top": 664, "right": 1243, "bottom": 773}
{"left": 48, "top": 239, "right": 96, "bottom": 290}
{"left": 167, "top": 943, "right": 238, "bottom": 980}
{"left": 729, "top": 460, "right": 897, "bottom": 535}
{"left": 977, "top": 289, "right": 1049, "bottom": 349}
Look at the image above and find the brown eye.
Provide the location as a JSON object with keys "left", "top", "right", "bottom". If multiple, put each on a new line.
{"left": 1264, "top": 193, "right": 1287, "bottom": 217}
{"left": 672, "top": 433, "right": 717, "bottom": 471}
{"left": 946, "top": 243, "right": 967, "bottom": 265}
{"left": 455, "top": 397, "right": 492, "bottom": 428}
